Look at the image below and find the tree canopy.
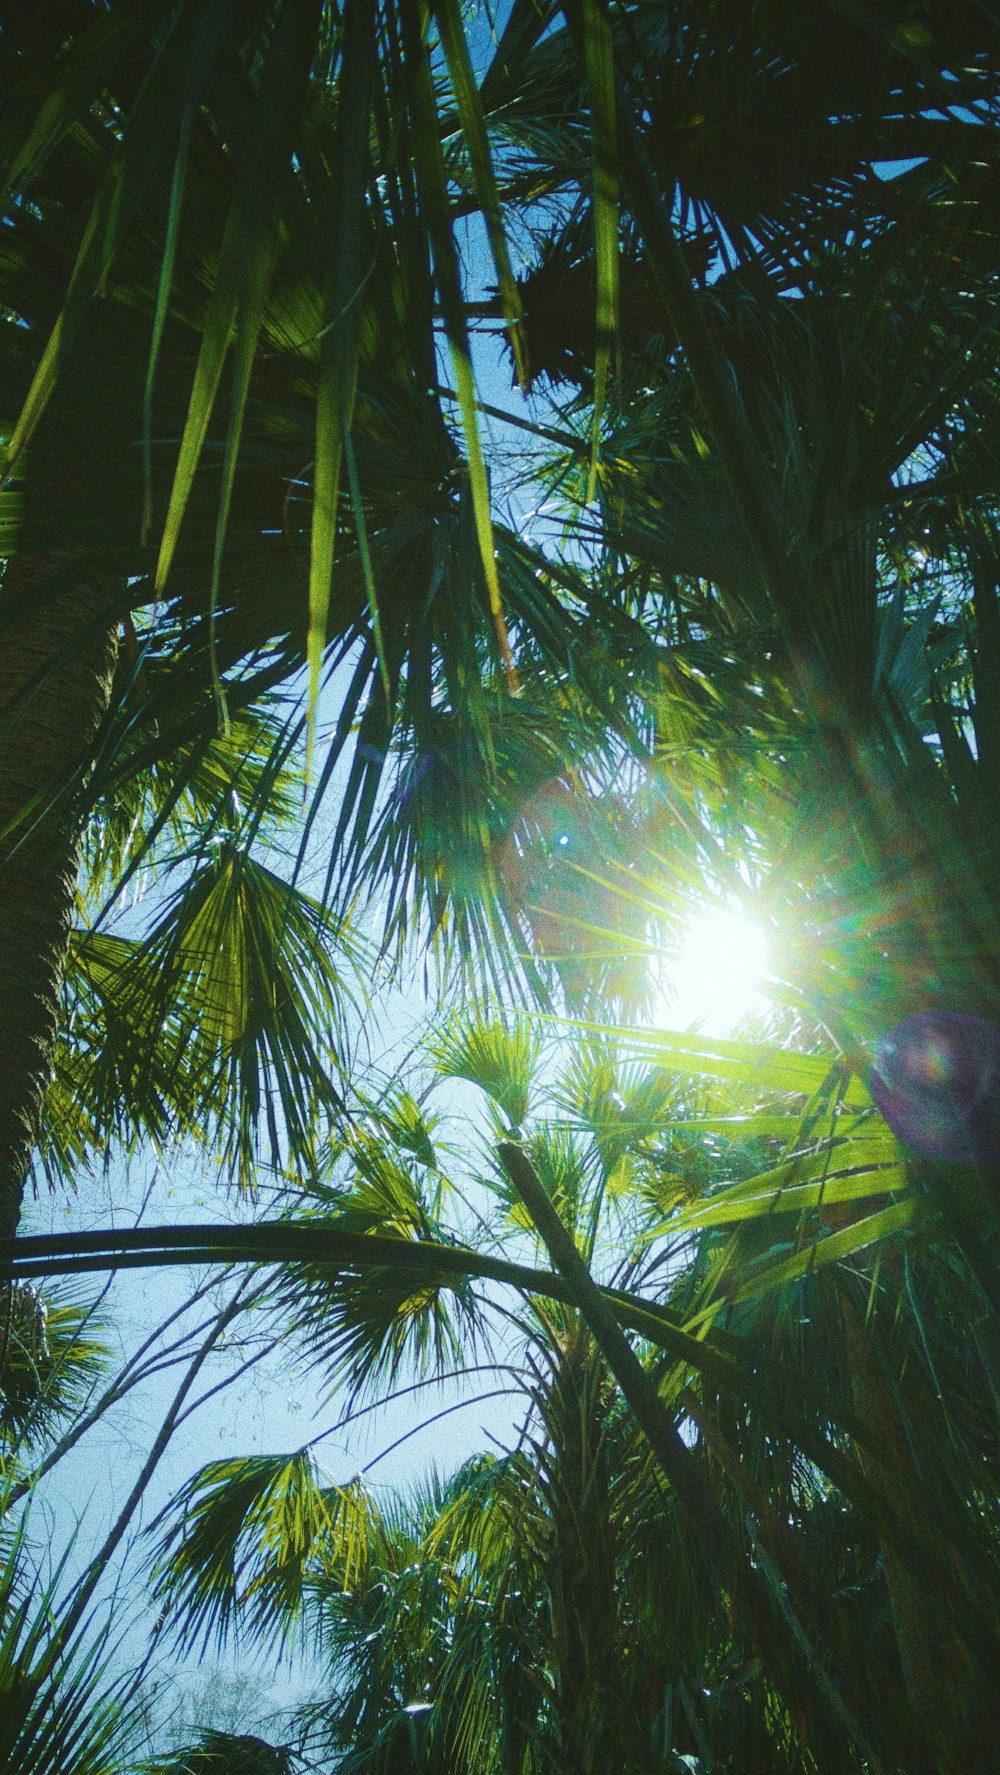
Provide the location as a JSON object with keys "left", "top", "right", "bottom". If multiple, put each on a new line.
{"left": 3, "top": 2, "right": 1000, "bottom": 1770}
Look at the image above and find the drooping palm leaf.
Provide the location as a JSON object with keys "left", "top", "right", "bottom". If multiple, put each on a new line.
{"left": 148, "top": 1450, "right": 377, "bottom": 1656}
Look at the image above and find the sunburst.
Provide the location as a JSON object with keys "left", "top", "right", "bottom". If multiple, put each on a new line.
{"left": 656, "top": 907, "right": 770, "bottom": 1034}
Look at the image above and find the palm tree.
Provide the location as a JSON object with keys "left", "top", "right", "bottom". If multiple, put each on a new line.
{"left": 493, "top": 4, "right": 1000, "bottom": 1315}
{"left": 4, "top": 10, "right": 1000, "bottom": 1765}
{"left": 287, "top": 1334, "right": 675, "bottom": 1774}
{"left": 0, "top": 0, "right": 543, "bottom": 1232}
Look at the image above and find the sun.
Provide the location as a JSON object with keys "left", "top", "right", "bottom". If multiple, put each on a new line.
{"left": 655, "top": 906, "right": 771, "bottom": 1035}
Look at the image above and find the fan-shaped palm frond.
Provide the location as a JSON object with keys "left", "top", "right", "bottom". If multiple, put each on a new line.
{"left": 0, "top": 1283, "right": 109, "bottom": 1455}
{"left": 39, "top": 840, "right": 365, "bottom": 1191}
{"left": 428, "top": 1013, "right": 539, "bottom": 1132}
{"left": 148, "top": 1451, "right": 378, "bottom": 1658}
{"left": 81, "top": 691, "right": 306, "bottom": 904}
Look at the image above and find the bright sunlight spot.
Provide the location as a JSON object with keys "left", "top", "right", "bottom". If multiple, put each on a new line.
{"left": 656, "top": 906, "right": 771, "bottom": 1035}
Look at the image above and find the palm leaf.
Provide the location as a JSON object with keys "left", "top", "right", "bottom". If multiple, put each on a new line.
{"left": 560, "top": 1019, "right": 872, "bottom": 1104}
{"left": 155, "top": 0, "right": 324, "bottom": 603}
{"left": 306, "top": 0, "right": 378, "bottom": 760}
{"left": 401, "top": 0, "right": 517, "bottom": 687}
{"left": 430, "top": 0, "right": 528, "bottom": 388}
{"left": 3, "top": 0, "right": 248, "bottom": 478}
{"left": 0, "top": 1284, "right": 110, "bottom": 1454}
{"left": 45, "top": 844, "right": 364, "bottom": 1188}
{"left": 148, "top": 1451, "right": 374, "bottom": 1655}
{"left": 428, "top": 1014, "right": 539, "bottom": 1130}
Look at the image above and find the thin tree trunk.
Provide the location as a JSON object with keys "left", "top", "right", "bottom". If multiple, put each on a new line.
{"left": 0, "top": 564, "right": 119, "bottom": 1238}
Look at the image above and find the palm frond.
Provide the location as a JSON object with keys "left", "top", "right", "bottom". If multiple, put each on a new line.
{"left": 42, "top": 843, "right": 365, "bottom": 1190}
{"left": 148, "top": 1450, "right": 373, "bottom": 1657}
{"left": 428, "top": 1013, "right": 539, "bottom": 1130}
{"left": 0, "top": 1284, "right": 110, "bottom": 1455}
{"left": 142, "top": 1730, "right": 296, "bottom": 1775}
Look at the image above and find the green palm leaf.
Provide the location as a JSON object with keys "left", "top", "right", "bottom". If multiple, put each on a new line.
{"left": 148, "top": 1451, "right": 375, "bottom": 1654}
{"left": 44, "top": 844, "right": 364, "bottom": 1188}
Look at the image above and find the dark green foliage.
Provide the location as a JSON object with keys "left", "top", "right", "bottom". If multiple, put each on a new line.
{"left": 148, "top": 1731, "right": 295, "bottom": 1775}
{"left": 3, "top": 3, "right": 1000, "bottom": 1771}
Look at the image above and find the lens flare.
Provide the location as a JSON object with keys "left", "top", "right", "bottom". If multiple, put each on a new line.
{"left": 871, "top": 1011, "right": 1000, "bottom": 1162}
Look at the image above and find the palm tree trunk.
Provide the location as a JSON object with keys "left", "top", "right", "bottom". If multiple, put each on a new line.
{"left": 0, "top": 564, "right": 119, "bottom": 1238}
{"left": 537, "top": 1323, "right": 638, "bottom": 1775}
